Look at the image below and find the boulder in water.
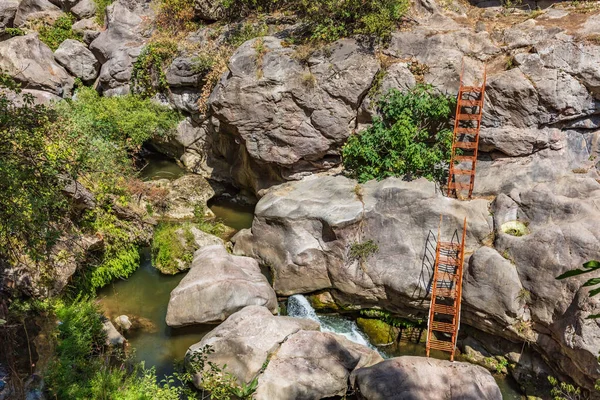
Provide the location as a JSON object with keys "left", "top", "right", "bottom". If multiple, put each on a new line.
{"left": 114, "top": 315, "right": 131, "bottom": 331}
{"left": 254, "top": 330, "right": 383, "bottom": 400}
{"left": 166, "top": 246, "right": 278, "bottom": 326}
{"left": 185, "top": 305, "right": 320, "bottom": 387}
{"left": 351, "top": 356, "right": 502, "bottom": 400}
{"left": 102, "top": 318, "right": 126, "bottom": 347}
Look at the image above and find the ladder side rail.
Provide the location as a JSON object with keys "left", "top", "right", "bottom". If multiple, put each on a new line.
{"left": 468, "top": 66, "right": 487, "bottom": 198}
{"left": 451, "top": 217, "right": 468, "bottom": 361}
{"left": 426, "top": 239, "right": 442, "bottom": 357}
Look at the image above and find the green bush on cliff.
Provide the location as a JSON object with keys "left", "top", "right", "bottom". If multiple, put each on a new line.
{"left": 342, "top": 84, "right": 455, "bottom": 183}
{"left": 35, "top": 14, "right": 83, "bottom": 51}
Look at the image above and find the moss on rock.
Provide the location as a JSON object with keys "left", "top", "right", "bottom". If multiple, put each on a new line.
{"left": 357, "top": 317, "right": 399, "bottom": 346}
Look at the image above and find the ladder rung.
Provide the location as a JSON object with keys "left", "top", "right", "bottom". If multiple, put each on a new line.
{"left": 457, "top": 114, "right": 480, "bottom": 120}
{"left": 438, "top": 255, "right": 459, "bottom": 265}
{"left": 431, "top": 321, "right": 455, "bottom": 333}
{"left": 428, "top": 339, "right": 455, "bottom": 352}
{"left": 434, "top": 304, "right": 456, "bottom": 315}
{"left": 435, "top": 288, "right": 456, "bottom": 298}
{"left": 461, "top": 86, "right": 483, "bottom": 93}
{"left": 439, "top": 242, "right": 460, "bottom": 250}
{"left": 455, "top": 127, "right": 478, "bottom": 135}
{"left": 454, "top": 155, "right": 476, "bottom": 162}
{"left": 452, "top": 168, "right": 474, "bottom": 175}
{"left": 448, "top": 182, "right": 471, "bottom": 191}
{"left": 453, "top": 141, "right": 477, "bottom": 149}
{"left": 458, "top": 99, "right": 481, "bottom": 107}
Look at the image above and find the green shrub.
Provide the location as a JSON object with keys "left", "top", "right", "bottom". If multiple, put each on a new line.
{"left": 36, "top": 14, "right": 82, "bottom": 51}
{"left": 155, "top": 0, "right": 198, "bottom": 35}
{"left": 5, "top": 28, "right": 25, "bottom": 37}
{"left": 152, "top": 223, "right": 196, "bottom": 274}
{"left": 350, "top": 240, "right": 379, "bottom": 261}
{"left": 0, "top": 73, "right": 70, "bottom": 261}
{"left": 342, "top": 84, "right": 455, "bottom": 183}
{"left": 45, "top": 299, "right": 192, "bottom": 399}
{"left": 226, "top": 22, "right": 269, "bottom": 47}
{"left": 93, "top": 0, "right": 114, "bottom": 25}
{"left": 131, "top": 40, "right": 179, "bottom": 97}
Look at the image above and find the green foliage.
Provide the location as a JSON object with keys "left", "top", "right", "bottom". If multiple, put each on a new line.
{"left": 5, "top": 28, "right": 25, "bottom": 37}
{"left": 221, "top": 0, "right": 288, "bottom": 16}
{"left": 0, "top": 73, "right": 71, "bottom": 261}
{"left": 193, "top": 205, "right": 227, "bottom": 237}
{"left": 152, "top": 223, "right": 195, "bottom": 274}
{"left": 72, "top": 209, "right": 141, "bottom": 294}
{"left": 296, "top": 0, "right": 409, "bottom": 42}
{"left": 187, "top": 344, "right": 261, "bottom": 400}
{"left": 359, "top": 309, "right": 424, "bottom": 329}
{"left": 36, "top": 14, "right": 82, "bottom": 51}
{"left": 93, "top": 0, "right": 114, "bottom": 25}
{"left": 226, "top": 22, "right": 269, "bottom": 47}
{"left": 557, "top": 260, "right": 600, "bottom": 318}
{"left": 46, "top": 299, "right": 195, "bottom": 399}
{"left": 350, "top": 240, "right": 379, "bottom": 261}
{"left": 343, "top": 84, "right": 455, "bottom": 183}
{"left": 131, "top": 40, "right": 179, "bottom": 97}
{"left": 548, "top": 376, "right": 584, "bottom": 400}
{"left": 155, "top": 0, "right": 198, "bottom": 35}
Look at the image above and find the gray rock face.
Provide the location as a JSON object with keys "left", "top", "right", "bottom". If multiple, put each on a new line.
{"left": 54, "top": 39, "right": 100, "bottom": 83}
{"left": 89, "top": 0, "right": 152, "bottom": 94}
{"left": 166, "top": 245, "right": 278, "bottom": 326}
{"left": 255, "top": 330, "right": 383, "bottom": 400}
{"left": 102, "top": 319, "right": 126, "bottom": 347}
{"left": 0, "top": 0, "right": 19, "bottom": 28}
{"left": 185, "top": 305, "right": 320, "bottom": 386}
{"left": 114, "top": 315, "right": 132, "bottom": 331}
{"left": 70, "top": 0, "right": 96, "bottom": 19}
{"left": 194, "top": 0, "right": 224, "bottom": 21}
{"left": 233, "top": 175, "right": 493, "bottom": 312}
{"left": 13, "top": 0, "right": 63, "bottom": 27}
{"left": 0, "top": 34, "right": 73, "bottom": 96}
{"left": 209, "top": 37, "right": 380, "bottom": 192}
{"left": 351, "top": 356, "right": 502, "bottom": 400}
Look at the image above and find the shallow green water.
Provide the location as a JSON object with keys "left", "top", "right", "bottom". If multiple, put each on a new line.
{"left": 98, "top": 249, "right": 213, "bottom": 379}
{"left": 139, "top": 155, "right": 186, "bottom": 181}
{"left": 209, "top": 201, "right": 255, "bottom": 231}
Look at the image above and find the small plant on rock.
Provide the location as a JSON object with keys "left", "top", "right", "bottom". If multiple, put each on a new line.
{"left": 350, "top": 240, "right": 379, "bottom": 261}
{"left": 131, "top": 39, "right": 179, "bottom": 97}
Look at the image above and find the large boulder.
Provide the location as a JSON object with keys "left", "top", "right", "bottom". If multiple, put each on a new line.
{"left": 0, "top": 34, "right": 74, "bottom": 96}
{"left": 185, "top": 305, "right": 320, "bottom": 386}
{"left": 54, "top": 39, "right": 100, "bottom": 83}
{"left": 71, "top": 0, "right": 96, "bottom": 19}
{"left": 0, "top": 0, "right": 19, "bottom": 28}
{"left": 89, "top": 0, "right": 153, "bottom": 95}
{"left": 233, "top": 175, "right": 493, "bottom": 313}
{"left": 209, "top": 37, "right": 380, "bottom": 193}
{"left": 351, "top": 356, "right": 502, "bottom": 400}
{"left": 166, "top": 245, "right": 277, "bottom": 326}
{"left": 254, "top": 330, "right": 383, "bottom": 400}
{"left": 13, "top": 0, "right": 63, "bottom": 27}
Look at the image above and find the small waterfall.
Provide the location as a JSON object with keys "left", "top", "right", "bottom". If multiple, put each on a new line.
{"left": 287, "top": 294, "right": 374, "bottom": 348}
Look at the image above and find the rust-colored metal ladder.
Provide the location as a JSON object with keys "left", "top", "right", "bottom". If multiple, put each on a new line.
{"left": 426, "top": 217, "right": 467, "bottom": 361}
{"left": 447, "top": 64, "right": 487, "bottom": 199}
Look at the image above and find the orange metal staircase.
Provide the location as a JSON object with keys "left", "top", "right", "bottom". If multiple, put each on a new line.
{"left": 426, "top": 217, "right": 467, "bottom": 361}
{"left": 447, "top": 65, "right": 487, "bottom": 199}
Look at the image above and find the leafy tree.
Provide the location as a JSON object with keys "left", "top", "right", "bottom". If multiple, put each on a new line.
{"left": 557, "top": 260, "right": 600, "bottom": 319}
{"left": 0, "top": 74, "right": 75, "bottom": 262}
{"left": 343, "top": 84, "right": 455, "bottom": 183}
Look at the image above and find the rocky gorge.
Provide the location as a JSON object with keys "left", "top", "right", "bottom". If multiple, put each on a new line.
{"left": 1, "top": 0, "right": 600, "bottom": 398}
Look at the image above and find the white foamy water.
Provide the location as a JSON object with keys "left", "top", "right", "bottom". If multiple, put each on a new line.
{"left": 287, "top": 294, "right": 374, "bottom": 348}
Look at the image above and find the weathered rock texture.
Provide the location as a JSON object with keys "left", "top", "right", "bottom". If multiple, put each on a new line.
{"left": 351, "top": 356, "right": 502, "bottom": 400}
{"left": 208, "top": 37, "right": 380, "bottom": 192}
{"left": 0, "top": 34, "right": 74, "bottom": 96}
{"left": 254, "top": 330, "right": 383, "bottom": 400}
{"left": 185, "top": 305, "right": 320, "bottom": 386}
{"left": 233, "top": 172, "right": 600, "bottom": 391}
{"left": 54, "top": 39, "right": 100, "bottom": 83}
{"left": 166, "top": 246, "right": 277, "bottom": 326}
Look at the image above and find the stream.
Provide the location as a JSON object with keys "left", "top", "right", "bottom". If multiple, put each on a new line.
{"left": 99, "top": 157, "right": 524, "bottom": 397}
